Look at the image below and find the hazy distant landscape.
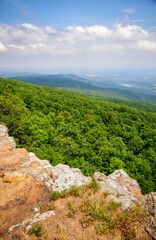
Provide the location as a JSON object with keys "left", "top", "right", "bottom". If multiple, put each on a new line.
{"left": 1, "top": 69, "right": 155, "bottom": 100}
{"left": 0, "top": 70, "right": 155, "bottom": 109}
{"left": 2, "top": 70, "right": 156, "bottom": 94}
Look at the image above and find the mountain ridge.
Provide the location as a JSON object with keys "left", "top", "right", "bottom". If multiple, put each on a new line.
{"left": 7, "top": 73, "right": 156, "bottom": 102}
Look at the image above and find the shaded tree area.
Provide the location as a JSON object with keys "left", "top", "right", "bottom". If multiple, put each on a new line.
{"left": 0, "top": 78, "right": 156, "bottom": 194}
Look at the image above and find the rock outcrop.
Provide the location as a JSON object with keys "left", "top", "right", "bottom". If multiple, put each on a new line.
{"left": 0, "top": 125, "right": 155, "bottom": 239}
{"left": 51, "top": 164, "right": 92, "bottom": 192}
{"left": 93, "top": 170, "right": 145, "bottom": 209}
{"left": 0, "top": 125, "right": 91, "bottom": 239}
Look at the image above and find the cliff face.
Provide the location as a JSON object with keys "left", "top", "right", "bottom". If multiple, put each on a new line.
{"left": 0, "top": 125, "right": 155, "bottom": 239}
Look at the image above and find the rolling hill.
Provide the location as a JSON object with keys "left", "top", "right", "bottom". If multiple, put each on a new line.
{"left": 8, "top": 73, "right": 156, "bottom": 103}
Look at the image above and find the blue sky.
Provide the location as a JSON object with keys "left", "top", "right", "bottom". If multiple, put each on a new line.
{"left": 0, "top": 0, "right": 156, "bottom": 70}
{"left": 1, "top": 0, "right": 156, "bottom": 28}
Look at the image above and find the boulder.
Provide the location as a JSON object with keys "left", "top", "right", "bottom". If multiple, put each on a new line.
{"left": 0, "top": 125, "right": 8, "bottom": 136}
{"left": 93, "top": 170, "right": 145, "bottom": 209}
{"left": 51, "top": 164, "right": 92, "bottom": 192}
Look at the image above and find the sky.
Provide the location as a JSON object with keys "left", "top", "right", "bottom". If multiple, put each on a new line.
{"left": 0, "top": 0, "right": 156, "bottom": 71}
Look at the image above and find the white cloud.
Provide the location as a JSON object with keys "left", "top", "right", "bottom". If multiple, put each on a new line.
{"left": 0, "top": 23, "right": 152, "bottom": 53}
{"left": 137, "top": 40, "right": 156, "bottom": 51}
{"left": 9, "top": 44, "right": 26, "bottom": 50}
{"left": 122, "top": 8, "right": 136, "bottom": 14}
{"left": 114, "top": 23, "right": 149, "bottom": 40}
{"left": 91, "top": 43, "right": 124, "bottom": 52}
{"left": 0, "top": 22, "right": 156, "bottom": 68}
{"left": 0, "top": 42, "right": 7, "bottom": 52}
{"left": 22, "top": 23, "right": 40, "bottom": 31}
{"left": 86, "top": 25, "right": 112, "bottom": 38}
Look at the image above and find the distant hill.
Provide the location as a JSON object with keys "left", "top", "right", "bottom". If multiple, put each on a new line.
{"left": 9, "top": 73, "right": 156, "bottom": 103}
{"left": 9, "top": 74, "right": 93, "bottom": 88}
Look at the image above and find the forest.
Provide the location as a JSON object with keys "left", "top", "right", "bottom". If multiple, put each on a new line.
{"left": 0, "top": 77, "right": 156, "bottom": 194}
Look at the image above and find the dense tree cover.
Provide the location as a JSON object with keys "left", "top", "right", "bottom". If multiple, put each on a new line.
{"left": 0, "top": 77, "right": 156, "bottom": 194}
{"left": 59, "top": 87, "right": 156, "bottom": 112}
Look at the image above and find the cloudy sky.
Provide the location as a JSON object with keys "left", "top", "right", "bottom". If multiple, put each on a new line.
{"left": 0, "top": 0, "right": 156, "bottom": 71}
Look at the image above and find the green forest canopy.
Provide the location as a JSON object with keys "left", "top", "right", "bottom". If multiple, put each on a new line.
{"left": 0, "top": 77, "right": 156, "bottom": 194}
{"left": 58, "top": 87, "right": 156, "bottom": 113}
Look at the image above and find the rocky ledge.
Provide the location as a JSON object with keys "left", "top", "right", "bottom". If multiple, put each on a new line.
{"left": 0, "top": 125, "right": 155, "bottom": 239}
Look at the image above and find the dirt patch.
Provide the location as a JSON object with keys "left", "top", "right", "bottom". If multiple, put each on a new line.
{"left": 23, "top": 187, "right": 151, "bottom": 240}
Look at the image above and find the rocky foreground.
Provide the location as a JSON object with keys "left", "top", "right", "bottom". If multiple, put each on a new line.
{"left": 0, "top": 125, "right": 155, "bottom": 239}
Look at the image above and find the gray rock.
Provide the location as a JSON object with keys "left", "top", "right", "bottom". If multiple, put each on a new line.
{"left": 22, "top": 153, "right": 92, "bottom": 192}
{"left": 51, "top": 164, "right": 92, "bottom": 192}
{"left": 93, "top": 170, "right": 145, "bottom": 209}
{"left": 9, "top": 210, "right": 55, "bottom": 232}
{"left": 145, "top": 192, "right": 156, "bottom": 239}
{"left": 0, "top": 125, "right": 16, "bottom": 148}
{"left": 145, "top": 192, "right": 156, "bottom": 217}
{"left": 145, "top": 218, "right": 156, "bottom": 240}
{"left": 0, "top": 125, "right": 8, "bottom": 136}
{"left": 8, "top": 136, "right": 16, "bottom": 149}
